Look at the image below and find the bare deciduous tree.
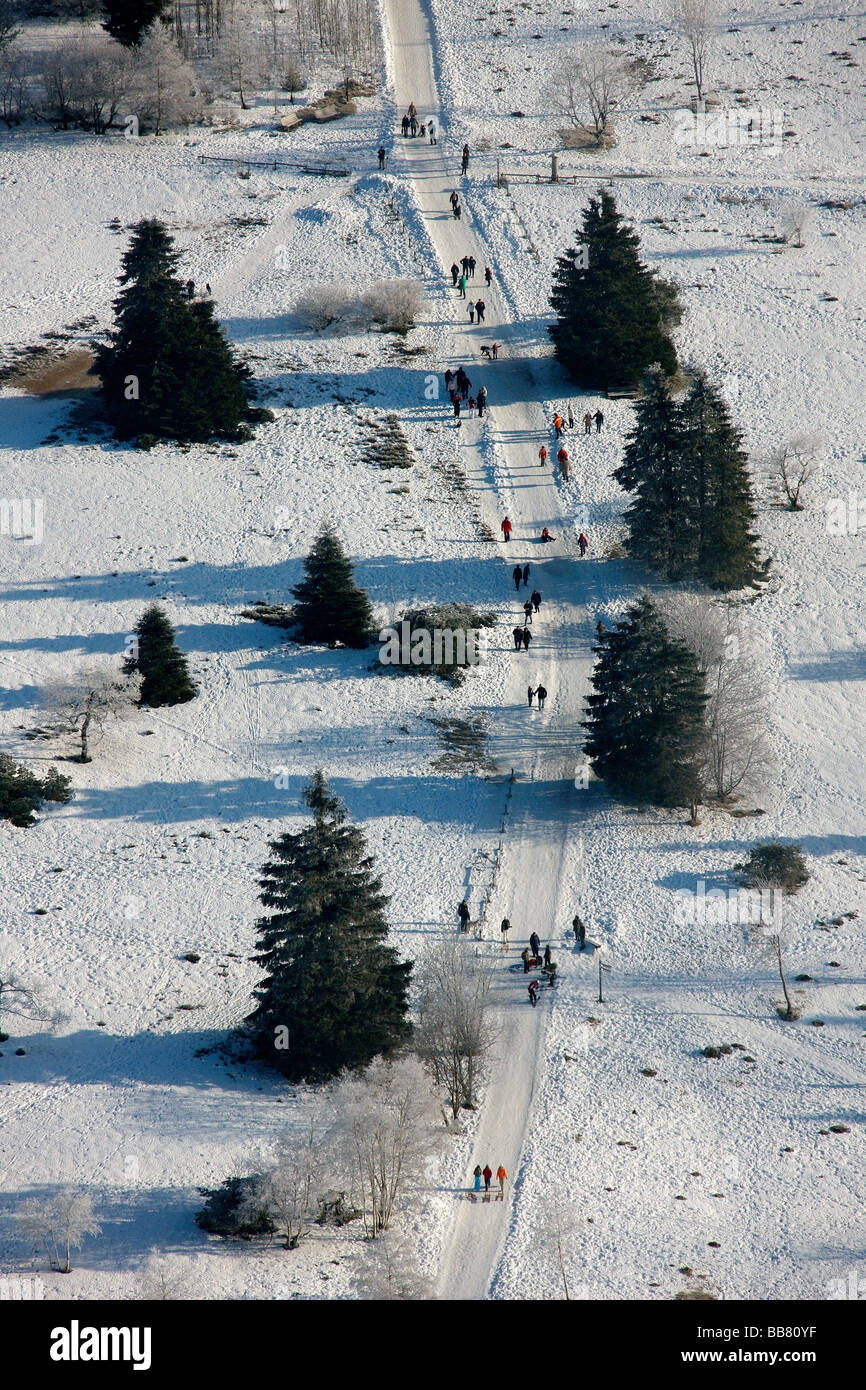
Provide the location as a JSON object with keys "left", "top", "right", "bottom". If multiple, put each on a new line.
{"left": 770, "top": 434, "right": 821, "bottom": 511}
{"left": 553, "top": 45, "right": 636, "bottom": 142}
{"left": 0, "top": 968, "right": 65, "bottom": 1039}
{"left": 414, "top": 939, "right": 498, "bottom": 1121}
{"left": 246, "top": 1132, "right": 323, "bottom": 1249}
{"left": 354, "top": 1229, "right": 435, "bottom": 1300}
{"left": 537, "top": 1201, "right": 582, "bottom": 1300}
{"left": 132, "top": 25, "right": 205, "bottom": 133}
{"left": 295, "top": 280, "right": 354, "bottom": 330}
{"left": 672, "top": 0, "right": 721, "bottom": 103}
{"left": 779, "top": 199, "right": 815, "bottom": 248}
{"left": 661, "top": 594, "right": 773, "bottom": 802}
{"left": 16, "top": 1189, "right": 101, "bottom": 1273}
{"left": 330, "top": 1057, "right": 441, "bottom": 1237}
{"left": 42, "top": 663, "right": 140, "bottom": 762}
{"left": 0, "top": 0, "right": 19, "bottom": 55}
{"left": 136, "top": 1251, "right": 193, "bottom": 1299}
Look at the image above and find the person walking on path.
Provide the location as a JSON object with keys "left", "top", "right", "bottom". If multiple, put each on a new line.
{"left": 491, "top": 342, "right": 498, "bottom": 359}
{"left": 554, "top": 412, "right": 563, "bottom": 439}
{"left": 461, "top": 144, "right": 470, "bottom": 174}
{"left": 512, "top": 625, "right": 524, "bottom": 651}
{"left": 531, "top": 589, "right": 541, "bottom": 614}
{"left": 377, "top": 145, "right": 386, "bottom": 170}
{"left": 461, "top": 255, "right": 469, "bottom": 275}
{"left": 522, "top": 627, "right": 532, "bottom": 651}
{"left": 573, "top": 914, "right": 586, "bottom": 950}
{"left": 535, "top": 683, "right": 547, "bottom": 710}
{"left": 450, "top": 263, "right": 460, "bottom": 287}
{"left": 497, "top": 1165, "right": 507, "bottom": 1195}
{"left": 595, "top": 408, "right": 604, "bottom": 433}
{"left": 410, "top": 114, "right": 418, "bottom": 136}
{"left": 501, "top": 516, "right": 512, "bottom": 542}
{"left": 527, "top": 685, "right": 535, "bottom": 707}
{"left": 468, "top": 255, "right": 476, "bottom": 278}
{"left": 513, "top": 564, "right": 523, "bottom": 592}
{"left": 457, "top": 272, "right": 467, "bottom": 299}
{"left": 543, "top": 942, "right": 552, "bottom": 970}
{"left": 401, "top": 114, "right": 409, "bottom": 136}
{"left": 453, "top": 394, "right": 462, "bottom": 419}
{"left": 452, "top": 200, "right": 462, "bottom": 220}
{"left": 530, "top": 930, "right": 541, "bottom": 960}
{"left": 578, "top": 532, "right": 588, "bottom": 557}
{"left": 568, "top": 403, "right": 575, "bottom": 430}
{"left": 475, "top": 299, "right": 485, "bottom": 323}
{"left": 538, "top": 444, "right": 548, "bottom": 468}
{"left": 522, "top": 947, "right": 532, "bottom": 973}
{"left": 522, "top": 564, "right": 530, "bottom": 587}
{"left": 428, "top": 118, "right": 437, "bottom": 144}
{"left": 458, "top": 899, "right": 471, "bottom": 932}
{"left": 473, "top": 1164, "right": 482, "bottom": 1192}
{"left": 477, "top": 386, "right": 487, "bottom": 419}
{"left": 485, "top": 265, "right": 493, "bottom": 286}
{"left": 558, "top": 447, "right": 569, "bottom": 481}
{"left": 450, "top": 190, "right": 459, "bottom": 211}
{"left": 523, "top": 598, "right": 533, "bottom": 624}
{"left": 467, "top": 396, "right": 476, "bottom": 417}
{"left": 482, "top": 1164, "right": 492, "bottom": 1193}
{"left": 528, "top": 980, "right": 540, "bottom": 1008}
{"left": 468, "top": 303, "right": 476, "bottom": 324}
{"left": 500, "top": 917, "right": 511, "bottom": 951}
{"left": 583, "top": 411, "right": 593, "bottom": 434}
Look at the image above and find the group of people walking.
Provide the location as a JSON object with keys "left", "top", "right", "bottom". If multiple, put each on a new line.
{"left": 444, "top": 366, "right": 486, "bottom": 423}
{"left": 400, "top": 101, "right": 436, "bottom": 143}
{"left": 472, "top": 1162, "right": 507, "bottom": 1196}
{"left": 552, "top": 406, "right": 605, "bottom": 436}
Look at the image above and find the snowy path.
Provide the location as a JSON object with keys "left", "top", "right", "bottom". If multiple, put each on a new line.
{"left": 382, "top": 0, "right": 595, "bottom": 1299}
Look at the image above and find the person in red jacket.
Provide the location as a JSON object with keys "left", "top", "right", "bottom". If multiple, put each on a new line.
{"left": 557, "top": 446, "right": 569, "bottom": 480}
{"left": 501, "top": 516, "right": 512, "bottom": 542}
{"left": 482, "top": 1164, "right": 493, "bottom": 1192}
{"left": 578, "top": 532, "right": 588, "bottom": 556}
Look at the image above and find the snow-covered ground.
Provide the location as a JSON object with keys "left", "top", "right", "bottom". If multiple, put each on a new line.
{"left": 0, "top": 0, "right": 863, "bottom": 1301}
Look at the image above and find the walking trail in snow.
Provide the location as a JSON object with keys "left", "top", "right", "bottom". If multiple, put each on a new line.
{"left": 383, "top": 0, "right": 597, "bottom": 1300}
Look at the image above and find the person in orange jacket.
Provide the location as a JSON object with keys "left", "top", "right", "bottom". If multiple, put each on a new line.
{"left": 553, "top": 413, "right": 563, "bottom": 439}
{"left": 496, "top": 1165, "right": 507, "bottom": 1194}
{"left": 538, "top": 445, "right": 548, "bottom": 467}
{"left": 482, "top": 1164, "right": 493, "bottom": 1192}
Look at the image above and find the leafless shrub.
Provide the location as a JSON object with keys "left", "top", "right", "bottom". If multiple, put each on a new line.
{"left": 245, "top": 1132, "right": 324, "bottom": 1250}
{"left": 778, "top": 199, "right": 815, "bottom": 248}
{"left": 294, "top": 280, "right": 354, "bottom": 330}
{"left": 0, "top": 967, "right": 66, "bottom": 1038}
{"left": 131, "top": 25, "right": 205, "bottom": 134}
{"left": 362, "top": 279, "right": 425, "bottom": 334}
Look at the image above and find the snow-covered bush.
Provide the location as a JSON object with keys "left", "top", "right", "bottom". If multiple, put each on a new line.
{"left": 194, "top": 1176, "right": 274, "bottom": 1238}
{"left": 130, "top": 26, "right": 206, "bottom": 134}
{"left": 294, "top": 280, "right": 354, "bottom": 330}
{"left": 362, "top": 279, "right": 425, "bottom": 333}
{"left": 739, "top": 841, "right": 810, "bottom": 894}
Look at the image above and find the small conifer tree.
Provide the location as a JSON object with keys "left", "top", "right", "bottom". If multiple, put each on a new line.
{"left": 124, "top": 604, "right": 197, "bottom": 707}
{"left": 291, "top": 525, "right": 373, "bottom": 648}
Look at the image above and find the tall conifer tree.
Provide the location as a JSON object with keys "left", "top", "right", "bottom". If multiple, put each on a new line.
{"left": 583, "top": 596, "right": 708, "bottom": 808}
{"left": 124, "top": 603, "right": 197, "bottom": 707}
{"left": 96, "top": 219, "right": 253, "bottom": 443}
{"left": 246, "top": 772, "right": 412, "bottom": 1082}
{"left": 549, "top": 189, "right": 681, "bottom": 389}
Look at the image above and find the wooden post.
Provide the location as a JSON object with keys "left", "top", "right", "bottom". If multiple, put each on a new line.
{"left": 551, "top": 153, "right": 559, "bottom": 183}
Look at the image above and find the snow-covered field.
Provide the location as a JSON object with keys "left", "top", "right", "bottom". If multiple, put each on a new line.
{"left": 0, "top": 0, "right": 863, "bottom": 1303}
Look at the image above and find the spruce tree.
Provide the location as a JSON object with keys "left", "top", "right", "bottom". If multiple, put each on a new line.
{"left": 549, "top": 189, "right": 681, "bottom": 390}
{"left": 292, "top": 524, "right": 373, "bottom": 648}
{"left": 678, "top": 371, "right": 770, "bottom": 591}
{"left": 583, "top": 596, "right": 708, "bottom": 808}
{"left": 124, "top": 604, "right": 197, "bottom": 707}
{"left": 102, "top": 0, "right": 170, "bottom": 47}
{"left": 95, "top": 219, "right": 253, "bottom": 443}
{"left": 615, "top": 368, "right": 695, "bottom": 579}
{"left": 246, "top": 772, "right": 412, "bottom": 1082}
